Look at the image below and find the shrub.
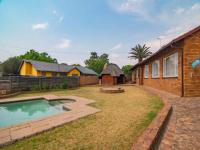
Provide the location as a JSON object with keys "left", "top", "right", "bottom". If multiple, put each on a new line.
{"left": 42, "top": 83, "right": 50, "bottom": 90}
{"left": 30, "top": 85, "right": 40, "bottom": 91}
{"left": 62, "top": 81, "right": 68, "bottom": 89}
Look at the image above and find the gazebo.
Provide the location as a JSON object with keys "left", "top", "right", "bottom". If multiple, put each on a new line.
{"left": 100, "top": 63, "right": 125, "bottom": 85}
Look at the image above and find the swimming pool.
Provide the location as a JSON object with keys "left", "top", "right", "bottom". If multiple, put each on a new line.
{"left": 0, "top": 99, "right": 73, "bottom": 127}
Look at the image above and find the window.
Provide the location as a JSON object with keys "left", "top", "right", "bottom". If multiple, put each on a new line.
{"left": 152, "top": 60, "right": 160, "bottom": 78}
{"left": 144, "top": 65, "right": 149, "bottom": 78}
{"left": 163, "top": 53, "right": 178, "bottom": 77}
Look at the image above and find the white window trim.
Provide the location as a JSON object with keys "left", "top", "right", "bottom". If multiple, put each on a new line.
{"left": 152, "top": 60, "right": 160, "bottom": 78}
{"left": 163, "top": 52, "right": 178, "bottom": 78}
{"left": 144, "top": 65, "right": 149, "bottom": 79}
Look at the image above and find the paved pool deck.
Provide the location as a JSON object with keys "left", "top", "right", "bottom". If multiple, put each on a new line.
{"left": 0, "top": 95, "right": 101, "bottom": 147}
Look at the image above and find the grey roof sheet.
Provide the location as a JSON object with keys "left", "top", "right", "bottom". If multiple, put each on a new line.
{"left": 75, "top": 66, "right": 98, "bottom": 75}
{"left": 22, "top": 59, "right": 97, "bottom": 75}
{"left": 100, "top": 63, "right": 124, "bottom": 77}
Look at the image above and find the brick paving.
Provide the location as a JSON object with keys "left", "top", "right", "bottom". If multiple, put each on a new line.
{"left": 142, "top": 86, "right": 200, "bottom": 150}
{"left": 0, "top": 95, "right": 101, "bottom": 147}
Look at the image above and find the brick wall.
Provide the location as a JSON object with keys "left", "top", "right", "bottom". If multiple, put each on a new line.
{"left": 131, "top": 29, "right": 200, "bottom": 97}
{"left": 101, "top": 75, "right": 116, "bottom": 85}
{"left": 183, "top": 30, "right": 200, "bottom": 97}
{"left": 140, "top": 46, "right": 183, "bottom": 96}
{"left": 80, "top": 75, "right": 99, "bottom": 86}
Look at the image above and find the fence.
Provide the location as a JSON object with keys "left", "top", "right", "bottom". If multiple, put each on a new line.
{"left": 0, "top": 76, "right": 79, "bottom": 95}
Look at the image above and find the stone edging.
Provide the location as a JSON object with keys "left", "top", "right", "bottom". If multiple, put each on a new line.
{"left": 100, "top": 87, "right": 125, "bottom": 93}
{"left": 0, "top": 95, "right": 101, "bottom": 147}
{"left": 0, "top": 92, "right": 21, "bottom": 99}
{"left": 131, "top": 89, "right": 172, "bottom": 150}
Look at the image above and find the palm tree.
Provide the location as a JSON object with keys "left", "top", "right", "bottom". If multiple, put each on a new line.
{"left": 129, "top": 44, "right": 152, "bottom": 63}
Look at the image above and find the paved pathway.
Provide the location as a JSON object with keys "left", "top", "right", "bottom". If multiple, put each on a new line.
{"left": 142, "top": 87, "right": 200, "bottom": 150}
{"left": 159, "top": 98, "right": 200, "bottom": 150}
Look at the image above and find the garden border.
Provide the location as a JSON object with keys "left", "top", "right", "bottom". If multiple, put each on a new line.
{"left": 131, "top": 87, "right": 173, "bottom": 150}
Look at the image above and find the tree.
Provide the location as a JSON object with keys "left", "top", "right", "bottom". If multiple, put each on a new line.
{"left": 1, "top": 57, "right": 21, "bottom": 75}
{"left": 19, "top": 49, "right": 57, "bottom": 63}
{"left": 129, "top": 44, "right": 152, "bottom": 63}
{"left": 90, "top": 52, "right": 98, "bottom": 59}
{"left": 71, "top": 64, "right": 81, "bottom": 66}
{"left": 85, "top": 52, "right": 109, "bottom": 74}
{"left": 122, "top": 65, "right": 132, "bottom": 75}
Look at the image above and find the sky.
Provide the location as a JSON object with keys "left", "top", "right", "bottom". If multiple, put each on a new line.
{"left": 1, "top": 0, "right": 200, "bottom": 67}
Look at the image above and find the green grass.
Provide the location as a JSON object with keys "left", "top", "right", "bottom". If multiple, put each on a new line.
{"left": 1, "top": 86, "right": 163, "bottom": 150}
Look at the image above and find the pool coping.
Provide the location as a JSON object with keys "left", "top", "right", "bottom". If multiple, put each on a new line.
{"left": 0, "top": 95, "right": 101, "bottom": 147}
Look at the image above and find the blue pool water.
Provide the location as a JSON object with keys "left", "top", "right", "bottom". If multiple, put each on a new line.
{"left": 0, "top": 99, "right": 72, "bottom": 127}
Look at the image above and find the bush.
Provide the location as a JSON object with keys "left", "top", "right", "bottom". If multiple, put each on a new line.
{"left": 30, "top": 85, "right": 40, "bottom": 91}
{"left": 62, "top": 81, "right": 68, "bottom": 89}
{"left": 41, "top": 83, "right": 50, "bottom": 90}
{"left": 1, "top": 57, "right": 21, "bottom": 75}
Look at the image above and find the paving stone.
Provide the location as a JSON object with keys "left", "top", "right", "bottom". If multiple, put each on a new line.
{"left": 142, "top": 86, "right": 200, "bottom": 150}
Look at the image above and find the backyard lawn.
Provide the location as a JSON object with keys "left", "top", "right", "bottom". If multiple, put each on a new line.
{"left": 1, "top": 86, "right": 163, "bottom": 150}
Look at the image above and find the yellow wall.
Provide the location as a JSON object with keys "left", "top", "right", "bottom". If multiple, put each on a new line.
{"left": 20, "top": 62, "right": 27, "bottom": 76}
{"left": 46, "top": 72, "right": 52, "bottom": 77}
{"left": 20, "top": 62, "right": 39, "bottom": 76}
{"left": 20, "top": 61, "right": 81, "bottom": 77}
{"left": 67, "top": 68, "right": 80, "bottom": 76}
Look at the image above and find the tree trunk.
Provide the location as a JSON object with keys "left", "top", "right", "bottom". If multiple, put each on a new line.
{"left": 138, "top": 58, "right": 143, "bottom": 63}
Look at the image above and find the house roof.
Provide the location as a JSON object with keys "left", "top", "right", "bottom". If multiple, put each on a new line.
{"left": 131, "top": 25, "right": 200, "bottom": 70}
{"left": 100, "top": 63, "right": 124, "bottom": 77}
{"left": 20, "top": 59, "right": 97, "bottom": 75}
{"left": 75, "top": 66, "right": 98, "bottom": 75}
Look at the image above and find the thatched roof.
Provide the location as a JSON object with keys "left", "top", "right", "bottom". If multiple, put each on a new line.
{"left": 100, "top": 63, "right": 124, "bottom": 77}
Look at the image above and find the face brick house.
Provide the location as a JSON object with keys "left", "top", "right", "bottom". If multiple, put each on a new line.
{"left": 131, "top": 25, "right": 200, "bottom": 97}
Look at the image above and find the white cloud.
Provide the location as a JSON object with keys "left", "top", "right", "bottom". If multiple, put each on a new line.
{"left": 32, "top": 23, "right": 48, "bottom": 30}
{"left": 52, "top": 10, "right": 64, "bottom": 23}
{"left": 53, "top": 10, "right": 57, "bottom": 15}
{"left": 59, "top": 16, "right": 64, "bottom": 23}
{"left": 191, "top": 3, "right": 200, "bottom": 10}
{"left": 109, "top": 53, "right": 120, "bottom": 64}
{"left": 111, "top": 43, "right": 122, "bottom": 50}
{"left": 109, "top": 0, "right": 155, "bottom": 21}
{"left": 110, "top": 53, "right": 120, "bottom": 59}
{"left": 57, "top": 39, "right": 71, "bottom": 49}
{"left": 140, "top": 2, "right": 200, "bottom": 52}
{"left": 175, "top": 8, "right": 185, "bottom": 14}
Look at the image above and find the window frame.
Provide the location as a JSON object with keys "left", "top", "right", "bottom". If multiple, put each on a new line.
{"left": 163, "top": 52, "right": 178, "bottom": 78}
{"left": 152, "top": 60, "right": 160, "bottom": 78}
{"left": 144, "top": 65, "right": 149, "bottom": 79}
